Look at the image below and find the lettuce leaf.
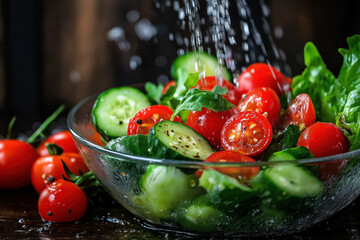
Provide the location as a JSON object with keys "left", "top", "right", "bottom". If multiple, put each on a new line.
{"left": 291, "top": 42, "right": 345, "bottom": 123}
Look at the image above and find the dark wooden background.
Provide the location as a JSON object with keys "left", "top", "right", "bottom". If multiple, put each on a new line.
{"left": 0, "top": 0, "right": 359, "bottom": 132}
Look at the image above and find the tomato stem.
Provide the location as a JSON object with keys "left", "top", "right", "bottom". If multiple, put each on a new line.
{"left": 27, "top": 105, "right": 65, "bottom": 144}
{"left": 6, "top": 116, "right": 17, "bottom": 139}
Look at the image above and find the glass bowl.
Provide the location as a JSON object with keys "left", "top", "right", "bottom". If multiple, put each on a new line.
{"left": 67, "top": 93, "right": 360, "bottom": 237}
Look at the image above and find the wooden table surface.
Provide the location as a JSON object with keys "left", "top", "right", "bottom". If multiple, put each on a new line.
{"left": 1, "top": 186, "right": 360, "bottom": 240}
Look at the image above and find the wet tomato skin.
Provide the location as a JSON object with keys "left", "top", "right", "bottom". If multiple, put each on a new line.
{"left": 221, "top": 111, "right": 273, "bottom": 156}
{"left": 38, "top": 179, "right": 87, "bottom": 222}
{"left": 236, "top": 63, "right": 291, "bottom": 96}
{"left": 203, "top": 151, "right": 260, "bottom": 180}
{"left": 237, "top": 87, "right": 281, "bottom": 127}
{"left": 278, "top": 93, "right": 316, "bottom": 131}
{"left": 187, "top": 108, "right": 234, "bottom": 150}
{"left": 0, "top": 140, "right": 39, "bottom": 189}
{"left": 297, "top": 122, "right": 349, "bottom": 181}
{"left": 38, "top": 130, "right": 78, "bottom": 156}
{"left": 31, "top": 152, "right": 89, "bottom": 194}
{"left": 127, "top": 105, "right": 182, "bottom": 135}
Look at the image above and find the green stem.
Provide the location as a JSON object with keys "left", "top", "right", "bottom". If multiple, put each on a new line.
{"left": 27, "top": 105, "right": 65, "bottom": 144}
{"left": 6, "top": 116, "right": 17, "bottom": 139}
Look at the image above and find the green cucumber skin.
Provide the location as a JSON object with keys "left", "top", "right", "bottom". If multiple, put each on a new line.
{"left": 171, "top": 51, "right": 232, "bottom": 81}
{"left": 268, "top": 146, "right": 314, "bottom": 162}
{"left": 252, "top": 165, "right": 323, "bottom": 202}
{"left": 147, "top": 121, "right": 215, "bottom": 160}
{"left": 92, "top": 86, "right": 150, "bottom": 140}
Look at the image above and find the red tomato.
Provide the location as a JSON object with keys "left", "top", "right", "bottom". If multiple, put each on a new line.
{"left": 31, "top": 151, "right": 89, "bottom": 193}
{"left": 278, "top": 93, "right": 316, "bottom": 131}
{"left": 203, "top": 151, "right": 260, "bottom": 181}
{"left": 236, "top": 63, "right": 292, "bottom": 96}
{"left": 162, "top": 80, "right": 176, "bottom": 94}
{"left": 221, "top": 111, "right": 273, "bottom": 156}
{"left": 0, "top": 140, "right": 39, "bottom": 189}
{"left": 237, "top": 87, "right": 281, "bottom": 127}
{"left": 187, "top": 108, "right": 234, "bottom": 150}
{"left": 38, "top": 179, "right": 87, "bottom": 222}
{"left": 194, "top": 76, "right": 241, "bottom": 105}
{"left": 127, "top": 105, "right": 182, "bottom": 135}
{"left": 38, "top": 130, "right": 78, "bottom": 156}
{"left": 297, "top": 122, "right": 349, "bottom": 181}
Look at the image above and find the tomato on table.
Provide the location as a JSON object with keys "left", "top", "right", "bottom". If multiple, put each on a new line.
{"left": 221, "top": 111, "right": 273, "bottom": 156}
{"left": 237, "top": 87, "right": 281, "bottom": 127}
{"left": 38, "top": 130, "right": 78, "bottom": 156}
{"left": 297, "top": 122, "right": 349, "bottom": 181}
{"left": 0, "top": 139, "right": 39, "bottom": 189}
{"left": 127, "top": 105, "right": 182, "bottom": 135}
{"left": 194, "top": 76, "right": 241, "bottom": 105}
{"left": 236, "top": 63, "right": 292, "bottom": 96}
{"left": 201, "top": 151, "right": 260, "bottom": 181}
{"left": 31, "top": 144, "right": 89, "bottom": 193}
{"left": 38, "top": 179, "right": 88, "bottom": 222}
{"left": 187, "top": 108, "right": 234, "bottom": 150}
{"left": 162, "top": 80, "right": 176, "bottom": 94}
{"left": 278, "top": 93, "right": 316, "bottom": 131}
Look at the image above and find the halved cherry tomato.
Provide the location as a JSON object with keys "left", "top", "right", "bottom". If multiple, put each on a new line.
{"left": 236, "top": 63, "right": 292, "bottom": 96}
{"left": 237, "top": 87, "right": 281, "bottom": 127}
{"left": 202, "top": 151, "right": 260, "bottom": 181}
{"left": 297, "top": 122, "right": 349, "bottom": 181}
{"left": 31, "top": 145, "right": 89, "bottom": 193}
{"left": 194, "top": 76, "right": 241, "bottom": 105}
{"left": 38, "top": 130, "right": 78, "bottom": 156}
{"left": 187, "top": 108, "right": 234, "bottom": 150}
{"left": 38, "top": 179, "right": 87, "bottom": 222}
{"left": 221, "top": 111, "right": 273, "bottom": 156}
{"left": 127, "top": 105, "right": 182, "bottom": 135}
{"left": 0, "top": 139, "right": 39, "bottom": 189}
{"left": 162, "top": 80, "right": 176, "bottom": 94}
{"left": 278, "top": 93, "right": 316, "bottom": 131}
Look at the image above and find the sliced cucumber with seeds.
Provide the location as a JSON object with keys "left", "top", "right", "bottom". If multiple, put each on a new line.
{"left": 92, "top": 87, "right": 150, "bottom": 140}
{"left": 253, "top": 164, "right": 323, "bottom": 199}
{"left": 171, "top": 51, "right": 232, "bottom": 81}
{"left": 148, "top": 121, "right": 215, "bottom": 160}
{"left": 268, "top": 146, "right": 314, "bottom": 162}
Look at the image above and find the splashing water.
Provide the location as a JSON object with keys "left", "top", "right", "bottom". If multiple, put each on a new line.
{"left": 155, "top": 0, "right": 290, "bottom": 81}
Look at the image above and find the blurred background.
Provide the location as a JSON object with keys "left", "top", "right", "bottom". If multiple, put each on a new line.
{"left": 0, "top": 0, "right": 359, "bottom": 135}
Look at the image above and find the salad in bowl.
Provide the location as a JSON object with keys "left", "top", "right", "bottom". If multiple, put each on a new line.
{"left": 68, "top": 35, "right": 360, "bottom": 236}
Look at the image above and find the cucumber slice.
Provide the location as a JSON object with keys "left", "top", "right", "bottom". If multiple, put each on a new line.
{"left": 148, "top": 121, "right": 215, "bottom": 160}
{"left": 171, "top": 51, "right": 232, "bottom": 81}
{"left": 138, "top": 165, "right": 205, "bottom": 220}
{"left": 268, "top": 146, "right": 314, "bottom": 162}
{"left": 256, "top": 164, "right": 323, "bottom": 198}
{"left": 92, "top": 87, "right": 150, "bottom": 139}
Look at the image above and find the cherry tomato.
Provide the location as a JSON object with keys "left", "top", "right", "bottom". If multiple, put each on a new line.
{"left": 221, "top": 111, "right": 273, "bottom": 156}
{"left": 194, "top": 76, "right": 241, "bottom": 105}
{"left": 38, "top": 130, "right": 78, "bottom": 156}
{"left": 127, "top": 105, "right": 182, "bottom": 135}
{"left": 278, "top": 93, "right": 316, "bottom": 131}
{"left": 187, "top": 108, "right": 234, "bottom": 150}
{"left": 0, "top": 140, "right": 39, "bottom": 189}
{"left": 162, "top": 80, "right": 176, "bottom": 94}
{"left": 38, "top": 179, "right": 87, "bottom": 222}
{"left": 237, "top": 87, "right": 281, "bottom": 127}
{"left": 297, "top": 122, "right": 349, "bottom": 181}
{"left": 203, "top": 151, "right": 260, "bottom": 181}
{"left": 31, "top": 150, "right": 89, "bottom": 193}
{"left": 236, "top": 63, "right": 292, "bottom": 96}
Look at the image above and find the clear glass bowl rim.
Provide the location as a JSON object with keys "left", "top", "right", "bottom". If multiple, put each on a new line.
{"left": 67, "top": 94, "right": 360, "bottom": 169}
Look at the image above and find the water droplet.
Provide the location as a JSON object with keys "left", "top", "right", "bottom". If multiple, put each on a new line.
{"left": 129, "top": 55, "right": 142, "bottom": 70}
{"left": 134, "top": 19, "right": 157, "bottom": 41}
{"left": 126, "top": 10, "right": 140, "bottom": 23}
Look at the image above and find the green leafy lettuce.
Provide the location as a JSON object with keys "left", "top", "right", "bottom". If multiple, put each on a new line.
{"left": 292, "top": 34, "right": 360, "bottom": 150}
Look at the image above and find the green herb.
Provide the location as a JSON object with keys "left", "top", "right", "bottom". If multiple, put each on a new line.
{"left": 145, "top": 82, "right": 163, "bottom": 104}
{"left": 171, "top": 86, "right": 234, "bottom": 120}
